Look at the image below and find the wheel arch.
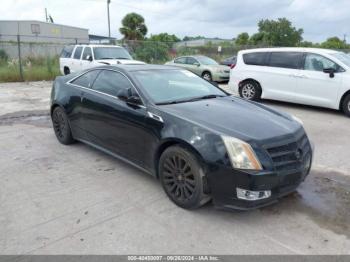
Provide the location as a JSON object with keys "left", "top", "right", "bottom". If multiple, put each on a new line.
{"left": 154, "top": 138, "right": 207, "bottom": 179}
{"left": 50, "top": 103, "right": 65, "bottom": 116}
{"left": 239, "top": 78, "right": 262, "bottom": 89}
{"left": 201, "top": 70, "right": 212, "bottom": 77}
{"left": 339, "top": 89, "right": 350, "bottom": 111}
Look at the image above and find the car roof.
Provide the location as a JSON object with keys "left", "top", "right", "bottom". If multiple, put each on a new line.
{"left": 72, "top": 44, "right": 123, "bottom": 48}
{"left": 95, "top": 64, "right": 180, "bottom": 72}
{"left": 239, "top": 47, "right": 341, "bottom": 54}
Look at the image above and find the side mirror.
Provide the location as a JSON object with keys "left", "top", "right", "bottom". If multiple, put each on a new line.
{"left": 86, "top": 55, "right": 93, "bottom": 62}
{"left": 117, "top": 88, "right": 132, "bottom": 101}
{"left": 126, "top": 95, "right": 142, "bottom": 106}
{"left": 117, "top": 88, "right": 142, "bottom": 106}
{"left": 193, "top": 62, "right": 200, "bottom": 67}
{"left": 323, "top": 68, "right": 335, "bottom": 78}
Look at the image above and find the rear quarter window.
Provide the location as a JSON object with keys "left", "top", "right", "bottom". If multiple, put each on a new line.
{"left": 242, "top": 52, "right": 268, "bottom": 66}
{"left": 70, "top": 70, "right": 101, "bottom": 88}
{"left": 60, "top": 46, "right": 74, "bottom": 58}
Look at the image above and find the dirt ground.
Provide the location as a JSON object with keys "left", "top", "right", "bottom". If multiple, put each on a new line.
{"left": 0, "top": 81, "right": 349, "bottom": 254}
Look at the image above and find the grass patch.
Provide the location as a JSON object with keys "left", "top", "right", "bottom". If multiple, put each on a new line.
{"left": 0, "top": 56, "right": 60, "bottom": 82}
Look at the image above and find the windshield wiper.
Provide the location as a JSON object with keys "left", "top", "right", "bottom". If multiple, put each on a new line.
{"left": 187, "top": 94, "right": 226, "bottom": 102}
{"left": 155, "top": 95, "right": 226, "bottom": 105}
{"left": 115, "top": 57, "right": 129, "bottom": 59}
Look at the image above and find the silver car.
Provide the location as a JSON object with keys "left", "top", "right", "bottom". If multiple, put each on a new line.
{"left": 165, "top": 55, "right": 230, "bottom": 82}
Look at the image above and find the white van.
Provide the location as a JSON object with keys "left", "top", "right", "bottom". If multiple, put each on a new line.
{"left": 59, "top": 44, "right": 145, "bottom": 75}
{"left": 229, "top": 47, "right": 350, "bottom": 117}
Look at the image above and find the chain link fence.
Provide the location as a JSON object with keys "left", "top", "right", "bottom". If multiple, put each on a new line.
{"left": 1, "top": 35, "right": 350, "bottom": 82}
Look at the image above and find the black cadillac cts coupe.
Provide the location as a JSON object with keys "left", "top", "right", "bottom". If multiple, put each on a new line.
{"left": 51, "top": 65, "right": 313, "bottom": 210}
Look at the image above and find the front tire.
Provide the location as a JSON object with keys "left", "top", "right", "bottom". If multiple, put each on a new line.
{"left": 52, "top": 107, "right": 75, "bottom": 145}
{"left": 159, "top": 146, "right": 210, "bottom": 209}
{"left": 202, "top": 71, "right": 212, "bottom": 82}
{"left": 342, "top": 94, "right": 350, "bottom": 117}
{"left": 239, "top": 80, "right": 261, "bottom": 101}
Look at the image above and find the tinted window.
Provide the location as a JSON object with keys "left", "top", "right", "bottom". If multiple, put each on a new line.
{"left": 92, "top": 70, "right": 133, "bottom": 97}
{"left": 73, "top": 47, "right": 83, "bottom": 59}
{"left": 82, "top": 47, "right": 93, "bottom": 61}
{"left": 268, "top": 52, "right": 303, "bottom": 69}
{"left": 174, "top": 57, "right": 186, "bottom": 64}
{"left": 71, "top": 70, "right": 100, "bottom": 88}
{"left": 243, "top": 52, "right": 268, "bottom": 66}
{"left": 304, "top": 53, "right": 342, "bottom": 72}
{"left": 60, "top": 46, "right": 74, "bottom": 58}
{"left": 186, "top": 57, "right": 198, "bottom": 65}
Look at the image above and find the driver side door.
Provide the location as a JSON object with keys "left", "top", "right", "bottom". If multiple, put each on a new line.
{"left": 185, "top": 57, "right": 201, "bottom": 76}
{"left": 294, "top": 53, "right": 343, "bottom": 108}
{"left": 81, "top": 69, "right": 149, "bottom": 166}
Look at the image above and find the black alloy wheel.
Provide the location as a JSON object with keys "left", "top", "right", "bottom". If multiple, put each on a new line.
{"left": 52, "top": 107, "right": 74, "bottom": 145}
{"left": 159, "top": 146, "right": 210, "bottom": 209}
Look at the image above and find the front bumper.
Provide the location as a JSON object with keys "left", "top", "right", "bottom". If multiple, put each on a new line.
{"left": 207, "top": 164, "right": 311, "bottom": 210}
{"left": 212, "top": 72, "right": 230, "bottom": 82}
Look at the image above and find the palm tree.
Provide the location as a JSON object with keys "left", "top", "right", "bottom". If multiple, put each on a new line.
{"left": 119, "top": 13, "right": 148, "bottom": 40}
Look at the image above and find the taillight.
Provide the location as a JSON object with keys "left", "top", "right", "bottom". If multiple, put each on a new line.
{"left": 230, "top": 63, "right": 236, "bottom": 69}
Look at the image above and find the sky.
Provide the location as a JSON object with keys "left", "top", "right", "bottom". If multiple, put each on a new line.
{"left": 2, "top": 0, "right": 350, "bottom": 43}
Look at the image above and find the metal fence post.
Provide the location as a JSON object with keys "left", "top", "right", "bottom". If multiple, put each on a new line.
{"left": 17, "top": 34, "right": 24, "bottom": 81}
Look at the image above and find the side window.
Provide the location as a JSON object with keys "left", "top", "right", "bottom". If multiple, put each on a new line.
{"left": 268, "top": 52, "right": 303, "bottom": 69}
{"left": 186, "top": 57, "right": 198, "bottom": 65}
{"left": 174, "top": 57, "right": 186, "bottom": 64}
{"left": 304, "top": 53, "right": 342, "bottom": 72}
{"left": 82, "top": 47, "right": 93, "bottom": 61}
{"left": 60, "top": 46, "right": 74, "bottom": 58}
{"left": 92, "top": 70, "right": 133, "bottom": 97}
{"left": 71, "top": 70, "right": 100, "bottom": 88}
{"left": 73, "top": 47, "right": 83, "bottom": 60}
{"left": 243, "top": 52, "right": 268, "bottom": 66}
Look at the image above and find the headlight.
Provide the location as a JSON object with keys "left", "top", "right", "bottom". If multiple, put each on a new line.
{"left": 216, "top": 69, "right": 225, "bottom": 73}
{"left": 221, "top": 136, "right": 262, "bottom": 170}
{"left": 292, "top": 115, "right": 303, "bottom": 125}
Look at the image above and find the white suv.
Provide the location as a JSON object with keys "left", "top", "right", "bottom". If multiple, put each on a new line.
{"left": 59, "top": 44, "right": 145, "bottom": 75}
{"left": 229, "top": 47, "right": 350, "bottom": 117}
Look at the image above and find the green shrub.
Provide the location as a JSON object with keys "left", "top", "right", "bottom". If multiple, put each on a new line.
{"left": 0, "top": 49, "right": 8, "bottom": 61}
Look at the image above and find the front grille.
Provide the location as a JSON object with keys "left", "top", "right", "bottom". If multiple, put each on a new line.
{"left": 265, "top": 134, "right": 311, "bottom": 174}
{"left": 224, "top": 70, "right": 230, "bottom": 73}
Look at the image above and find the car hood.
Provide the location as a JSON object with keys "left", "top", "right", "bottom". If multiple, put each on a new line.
{"left": 159, "top": 96, "right": 301, "bottom": 142}
{"left": 96, "top": 59, "right": 145, "bottom": 65}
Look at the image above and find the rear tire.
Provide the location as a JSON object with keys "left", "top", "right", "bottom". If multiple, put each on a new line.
{"left": 342, "top": 94, "right": 350, "bottom": 117}
{"left": 159, "top": 146, "right": 210, "bottom": 209}
{"left": 239, "top": 80, "right": 262, "bottom": 101}
{"left": 64, "top": 67, "right": 70, "bottom": 75}
{"left": 52, "top": 107, "right": 75, "bottom": 145}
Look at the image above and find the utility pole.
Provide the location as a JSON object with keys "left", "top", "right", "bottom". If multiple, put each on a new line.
{"left": 107, "top": 0, "right": 111, "bottom": 38}
{"left": 344, "top": 34, "right": 347, "bottom": 44}
{"left": 45, "top": 8, "right": 48, "bottom": 22}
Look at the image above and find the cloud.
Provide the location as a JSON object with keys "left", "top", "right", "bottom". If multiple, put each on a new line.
{"left": 1, "top": 0, "right": 349, "bottom": 42}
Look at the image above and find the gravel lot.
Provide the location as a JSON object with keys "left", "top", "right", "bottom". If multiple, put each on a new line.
{"left": 0, "top": 81, "right": 349, "bottom": 255}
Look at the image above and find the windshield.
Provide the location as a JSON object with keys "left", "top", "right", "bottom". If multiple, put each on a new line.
{"left": 330, "top": 52, "right": 350, "bottom": 68}
{"left": 93, "top": 47, "right": 132, "bottom": 60}
{"left": 196, "top": 56, "right": 218, "bottom": 65}
{"left": 133, "top": 69, "right": 227, "bottom": 104}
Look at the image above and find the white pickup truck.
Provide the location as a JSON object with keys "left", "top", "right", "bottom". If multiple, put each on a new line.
{"left": 59, "top": 44, "right": 145, "bottom": 75}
